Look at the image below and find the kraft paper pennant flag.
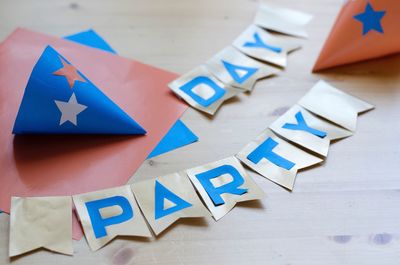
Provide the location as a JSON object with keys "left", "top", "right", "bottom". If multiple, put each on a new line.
{"left": 131, "top": 172, "right": 210, "bottom": 235}
{"left": 232, "top": 25, "right": 301, "bottom": 67}
{"left": 9, "top": 196, "right": 73, "bottom": 257}
{"left": 13, "top": 45, "right": 146, "bottom": 135}
{"left": 313, "top": 0, "right": 400, "bottom": 71}
{"left": 205, "top": 46, "right": 280, "bottom": 92}
{"left": 73, "top": 186, "right": 151, "bottom": 251}
{"left": 298, "top": 80, "right": 374, "bottom": 132}
{"left": 236, "top": 129, "right": 322, "bottom": 190}
{"left": 169, "top": 65, "right": 242, "bottom": 115}
{"left": 269, "top": 104, "right": 353, "bottom": 156}
{"left": 254, "top": 2, "right": 313, "bottom": 38}
{"left": 186, "top": 156, "right": 265, "bottom": 220}
{"left": 0, "top": 28, "right": 187, "bottom": 240}
{"left": 63, "top": 30, "right": 199, "bottom": 159}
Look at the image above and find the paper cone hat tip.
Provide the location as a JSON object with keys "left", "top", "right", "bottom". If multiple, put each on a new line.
{"left": 312, "top": 0, "right": 400, "bottom": 72}
{"left": 13, "top": 45, "right": 146, "bottom": 135}
{"left": 312, "top": 57, "right": 325, "bottom": 72}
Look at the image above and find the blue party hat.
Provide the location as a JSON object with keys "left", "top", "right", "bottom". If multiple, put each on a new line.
{"left": 13, "top": 46, "right": 146, "bottom": 135}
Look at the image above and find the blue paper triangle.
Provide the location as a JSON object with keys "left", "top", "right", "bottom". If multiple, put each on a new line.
{"left": 13, "top": 45, "right": 146, "bottom": 135}
{"left": 147, "top": 120, "right": 198, "bottom": 158}
{"left": 222, "top": 60, "right": 258, "bottom": 84}
{"left": 64, "top": 29, "right": 117, "bottom": 54}
{"left": 154, "top": 180, "right": 192, "bottom": 220}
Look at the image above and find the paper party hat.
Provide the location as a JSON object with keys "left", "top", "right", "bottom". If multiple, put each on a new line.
{"left": 13, "top": 46, "right": 146, "bottom": 135}
{"left": 313, "top": 0, "right": 400, "bottom": 71}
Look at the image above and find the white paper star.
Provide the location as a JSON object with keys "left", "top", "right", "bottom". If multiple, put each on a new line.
{"left": 55, "top": 93, "right": 87, "bottom": 126}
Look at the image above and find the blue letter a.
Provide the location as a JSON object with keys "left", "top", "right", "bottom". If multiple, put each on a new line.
{"left": 154, "top": 180, "right": 192, "bottom": 220}
{"left": 222, "top": 60, "right": 258, "bottom": 84}
{"left": 85, "top": 196, "right": 134, "bottom": 238}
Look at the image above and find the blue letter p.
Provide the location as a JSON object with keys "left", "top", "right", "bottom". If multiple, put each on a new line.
{"left": 85, "top": 196, "right": 134, "bottom": 238}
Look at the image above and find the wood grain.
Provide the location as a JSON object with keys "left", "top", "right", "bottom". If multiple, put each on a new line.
{"left": 0, "top": 0, "right": 399, "bottom": 264}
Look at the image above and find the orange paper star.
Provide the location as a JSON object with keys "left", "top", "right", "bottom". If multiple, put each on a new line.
{"left": 53, "top": 56, "right": 86, "bottom": 88}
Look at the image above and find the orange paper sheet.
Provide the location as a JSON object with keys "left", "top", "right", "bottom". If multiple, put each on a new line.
{"left": 0, "top": 28, "right": 187, "bottom": 239}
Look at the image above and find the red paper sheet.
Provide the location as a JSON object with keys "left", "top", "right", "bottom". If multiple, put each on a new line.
{"left": 0, "top": 28, "right": 187, "bottom": 239}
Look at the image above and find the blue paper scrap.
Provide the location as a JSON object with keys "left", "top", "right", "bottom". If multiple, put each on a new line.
{"left": 64, "top": 29, "right": 117, "bottom": 54}
{"left": 147, "top": 120, "right": 198, "bottom": 158}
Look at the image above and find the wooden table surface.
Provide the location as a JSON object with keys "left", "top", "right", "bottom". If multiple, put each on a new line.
{"left": 0, "top": 0, "right": 399, "bottom": 264}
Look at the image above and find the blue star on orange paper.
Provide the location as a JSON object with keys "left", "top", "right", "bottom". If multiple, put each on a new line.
{"left": 353, "top": 3, "right": 386, "bottom": 36}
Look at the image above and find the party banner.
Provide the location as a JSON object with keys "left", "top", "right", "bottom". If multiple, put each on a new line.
{"left": 8, "top": 80, "right": 374, "bottom": 256}
{"left": 2, "top": 0, "right": 377, "bottom": 256}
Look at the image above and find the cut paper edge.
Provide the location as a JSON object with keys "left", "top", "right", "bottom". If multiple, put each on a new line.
{"left": 10, "top": 246, "right": 74, "bottom": 258}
